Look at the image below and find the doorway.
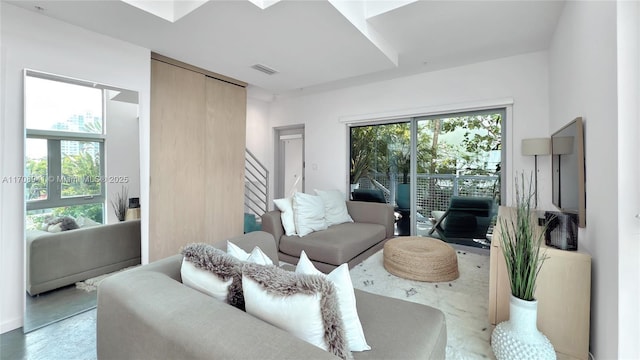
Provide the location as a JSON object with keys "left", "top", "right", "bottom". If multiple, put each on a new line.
{"left": 274, "top": 126, "right": 304, "bottom": 199}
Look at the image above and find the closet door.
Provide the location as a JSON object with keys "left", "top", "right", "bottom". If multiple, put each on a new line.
{"left": 204, "top": 77, "right": 246, "bottom": 242}
{"left": 150, "top": 59, "right": 206, "bottom": 261}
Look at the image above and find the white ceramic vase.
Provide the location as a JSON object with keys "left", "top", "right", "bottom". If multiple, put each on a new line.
{"left": 491, "top": 295, "right": 556, "bottom": 360}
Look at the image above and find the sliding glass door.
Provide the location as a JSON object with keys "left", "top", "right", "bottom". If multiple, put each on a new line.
{"left": 349, "top": 109, "right": 503, "bottom": 245}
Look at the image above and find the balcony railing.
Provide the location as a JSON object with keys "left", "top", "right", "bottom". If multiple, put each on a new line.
{"left": 359, "top": 173, "right": 500, "bottom": 216}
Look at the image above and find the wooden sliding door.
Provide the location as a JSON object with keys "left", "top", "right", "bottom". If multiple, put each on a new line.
{"left": 149, "top": 56, "right": 246, "bottom": 261}
{"left": 204, "top": 77, "right": 246, "bottom": 243}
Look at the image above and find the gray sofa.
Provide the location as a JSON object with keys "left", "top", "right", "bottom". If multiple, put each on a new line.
{"left": 26, "top": 219, "right": 141, "bottom": 296}
{"left": 97, "top": 231, "right": 447, "bottom": 359}
{"left": 262, "top": 201, "right": 395, "bottom": 273}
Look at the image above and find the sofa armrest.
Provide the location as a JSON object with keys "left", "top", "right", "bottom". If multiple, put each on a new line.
{"left": 261, "top": 211, "right": 285, "bottom": 248}
{"left": 346, "top": 201, "right": 395, "bottom": 239}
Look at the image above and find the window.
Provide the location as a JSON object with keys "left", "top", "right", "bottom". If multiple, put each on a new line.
{"left": 25, "top": 71, "right": 106, "bottom": 227}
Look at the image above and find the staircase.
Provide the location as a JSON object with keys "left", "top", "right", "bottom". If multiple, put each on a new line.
{"left": 244, "top": 149, "right": 269, "bottom": 232}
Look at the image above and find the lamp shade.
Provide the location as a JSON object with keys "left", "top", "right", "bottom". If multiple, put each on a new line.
{"left": 552, "top": 136, "right": 574, "bottom": 155}
{"left": 521, "top": 138, "right": 551, "bottom": 156}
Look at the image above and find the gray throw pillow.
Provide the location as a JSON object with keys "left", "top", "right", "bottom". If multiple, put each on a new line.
{"left": 46, "top": 216, "right": 79, "bottom": 231}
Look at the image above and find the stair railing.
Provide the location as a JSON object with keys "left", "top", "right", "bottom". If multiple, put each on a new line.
{"left": 244, "top": 149, "right": 269, "bottom": 220}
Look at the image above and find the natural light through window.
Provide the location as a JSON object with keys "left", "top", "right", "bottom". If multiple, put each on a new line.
{"left": 25, "top": 72, "right": 106, "bottom": 227}
{"left": 25, "top": 76, "right": 103, "bottom": 134}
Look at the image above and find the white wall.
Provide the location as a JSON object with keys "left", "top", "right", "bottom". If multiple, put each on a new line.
{"left": 263, "top": 51, "right": 551, "bottom": 208}
{"left": 105, "top": 97, "right": 140, "bottom": 224}
{"left": 548, "top": 1, "right": 624, "bottom": 358}
{"left": 616, "top": 1, "right": 640, "bottom": 358}
{"left": 246, "top": 94, "right": 271, "bottom": 166}
{"left": 0, "top": 3, "right": 150, "bottom": 333}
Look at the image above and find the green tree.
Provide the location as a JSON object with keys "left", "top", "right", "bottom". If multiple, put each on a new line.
{"left": 26, "top": 158, "right": 47, "bottom": 200}
{"left": 61, "top": 150, "right": 101, "bottom": 197}
{"left": 440, "top": 114, "right": 502, "bottom": 175}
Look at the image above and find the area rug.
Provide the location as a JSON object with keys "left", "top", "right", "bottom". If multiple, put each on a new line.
{"left": 75, "top": 265, "right": 139, "bottom": 292}
{"left": 350, "top": 248, "right": 494, "bottom": 359}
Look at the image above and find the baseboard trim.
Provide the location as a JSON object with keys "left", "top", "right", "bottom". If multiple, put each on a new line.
{"left": 1, "top": 316, "right": 23, "bottom": 334}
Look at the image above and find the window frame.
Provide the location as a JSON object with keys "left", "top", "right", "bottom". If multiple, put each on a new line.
{"left": 24, "top": 70, "right": 107, "bottom": 213}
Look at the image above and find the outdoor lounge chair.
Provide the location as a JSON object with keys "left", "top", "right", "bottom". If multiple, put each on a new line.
{"left": 351, "top": 189, "right": 387, "bottom": 203}
{"left": 428, "top": 196, "right": 496, "bottom": 246}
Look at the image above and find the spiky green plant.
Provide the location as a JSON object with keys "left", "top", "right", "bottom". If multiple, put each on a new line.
{"left": 499, "top": 173, "right": 547, "bottom": 301}
{"left": 110, "top": 186, "right": 128, "bottom": 222}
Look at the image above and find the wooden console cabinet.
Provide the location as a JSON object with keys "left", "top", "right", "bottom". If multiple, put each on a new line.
{"left": 489, "top": 206, "right": 591, "bottom": 360}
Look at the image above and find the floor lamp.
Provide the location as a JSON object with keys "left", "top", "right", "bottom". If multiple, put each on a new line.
{"left": 521, "top": 138, "right": 551, "bottom": 208}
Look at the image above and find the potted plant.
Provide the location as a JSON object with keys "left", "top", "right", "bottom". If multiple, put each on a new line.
{"left": 111, "top": 186, "right": 128, "bottom": 222}
{"left": 491, "top": 174, "right": 555, "bottom": 360}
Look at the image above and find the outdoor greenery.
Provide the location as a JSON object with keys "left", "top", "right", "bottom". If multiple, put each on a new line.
{"left": 499, "top": 174, "right": 547, "bottom": 301}
{"left": 349, "top": 114, "right": 502, "bottom": 208}
{"left": 61, "top": 150, "right": 102, "bottom": 196}
{"left": 25, "top": 141, "right": 104, "bottom": 225}
{"left": 350, "top": 114, "right": 501, "bottom": 182}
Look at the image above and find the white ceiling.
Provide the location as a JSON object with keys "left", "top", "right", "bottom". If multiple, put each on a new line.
{"left": 8, "top": 0, "right": 565, "bottom": 97}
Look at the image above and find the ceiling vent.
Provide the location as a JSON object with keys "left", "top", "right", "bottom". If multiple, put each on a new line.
{"left": 251, "top": 64, "right": 278, "bottom": 75}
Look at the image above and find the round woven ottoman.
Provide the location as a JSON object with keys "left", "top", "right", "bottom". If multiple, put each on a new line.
{"left": 383, "top": 236, "right": 459, "bottom": 282}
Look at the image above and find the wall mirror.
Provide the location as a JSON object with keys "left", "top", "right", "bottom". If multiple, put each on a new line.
{"left": 551, "top": 116, "right": 586, "bottom": 227}
{"left": 23, "top": 69, "right": 140, "bottom": 333}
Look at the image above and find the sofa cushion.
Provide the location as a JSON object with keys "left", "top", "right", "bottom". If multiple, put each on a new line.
{"left": 279, "top": 222, "right": 386, "bottom": 266}
{"left": 226, "top": 240, "right": 274, "bottom": 266}
{"left": 296, "top": 251, "right": 370, "bottom": 352}
{"left": 314, "top": 189, "right": 353, "bottom": 227}
{"left": 273, "top": 197, "right": 297, "bottom": 236}
{"left": 242, "top": 263, "right": 349, "bottom": 359}
{"left": 180, "top": 259, "right": 233, "bottom": 303}
{"left": 180, "top": 243, "right": 245, "bottom": 310}
{"left": 293, "top": 192, "right": 328, "bottom": 237}
{"left": 353, "top": 289, "right": 447, "bottom": 359}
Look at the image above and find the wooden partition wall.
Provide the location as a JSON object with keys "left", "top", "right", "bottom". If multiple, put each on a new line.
{"left": 149, "top": 54, "right": 247, "bottom": 261}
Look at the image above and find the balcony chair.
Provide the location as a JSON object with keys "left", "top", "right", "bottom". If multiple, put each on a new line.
{"left": 351, "top": 189, "right": 386, "bottom": 203}
{"left": 395, "top": 184, "right": 411, "bottom": 236}
{"left": 428, "top": 196, "right": 496, "bottom": 248}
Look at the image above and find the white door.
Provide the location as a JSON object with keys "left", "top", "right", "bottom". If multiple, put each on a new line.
{"left": 282, "top": 135, "right": 303, "bottom": 196}
{"left": 275, "top": 127, "right": 304, "bottom": 199}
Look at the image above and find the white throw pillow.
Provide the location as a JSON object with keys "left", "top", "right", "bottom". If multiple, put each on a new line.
{"left": 180, "top": 243, "right": 245, "bottom": 309}
{"left": 180, "top": 259, "right": 232, "bottom": 302}
{"left": 292, "top": 192, "right": 328, "bottom": 237}
{"left": 242, "top": 263, "right": 349, "bottom": 359}
{"left": 314, "top": 189, "right": 353, "bottom": 227}
{"left": 226, "top": 240, "right": 273, "bottom": 266}
{"left": 296, "top": 251, "right": 371, "bottom": 352}
{"left": 273, "top": 197, "right": 297, "bottom": 236}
